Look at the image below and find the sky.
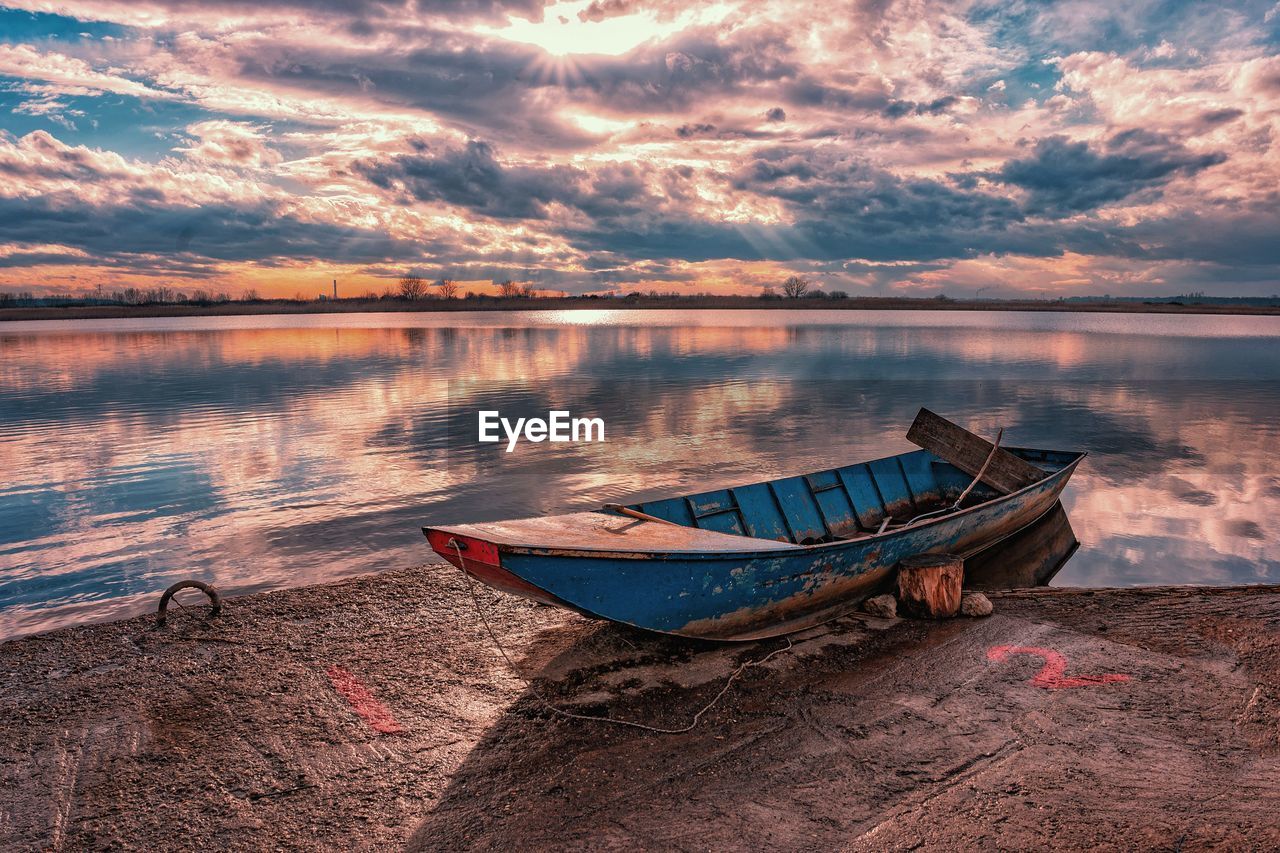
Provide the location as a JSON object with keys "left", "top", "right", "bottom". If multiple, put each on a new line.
{"left": 0, "top": 0, "right": 1279, "bottom": 299}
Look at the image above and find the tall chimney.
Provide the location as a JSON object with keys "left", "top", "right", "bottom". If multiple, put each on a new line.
{"left": 333, "top": 279, "right": 337, "bottom": 300}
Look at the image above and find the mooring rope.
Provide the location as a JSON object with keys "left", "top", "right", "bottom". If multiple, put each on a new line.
{"left": 902, "top": 426, "right": 1005, "bottom": 528}
{"left": 449, "top": 538, "right": 792, "bottom": 734}
{"left": 953, "top": 426, "right": 1005, "bottom": 509}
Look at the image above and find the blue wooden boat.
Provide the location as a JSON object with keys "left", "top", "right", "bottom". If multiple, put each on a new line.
{"left": 425, "top": 442, "right": 1084, "bottom": 641}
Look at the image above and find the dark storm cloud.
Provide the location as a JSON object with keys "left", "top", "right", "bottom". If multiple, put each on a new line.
{"left": 775, "top": 78, "right": 963, "bottom": 121}
{"left": 780, "top": 78, "right": 895, "bottom": 113}
{"left": 995, "top": 131, "right": 1227, "bottom": 214}
{"left": 355, "top": 139, "right": 587, "bottom": 219}
{"left": 355, "top": 137, "right": 773, "bottom": 261}
{"left": 0, "top": 248, "right": 106, "bottom": 269}
{"left": 353, "top": 138, "right": 692, "bottom": 224}
{"left": 671, "top": 121, "right": 776, "bottom": 139}
{"left": 881, "top": 95, "right": 961, "bottom": 118}
{"left": 1196, "top": 108, "right": 1244, "bottom": 127}
{"left": 7, "top": 116, "right": 1243, "bottom": 286}
{"left": 353, "top": 135, "right": 1163, "bottom": 265}
{"left": 234, "top": 37, "right": 594, "bottom": 149}
{"left": 1124, "top": 207, "right": 1280, "bottom": 266}
{"left": 0, "top": 194, "right": 417, "bottom": 269}
{"left": 571, "top": 26, "right": 799, "bottom": 111}
{"left": 730, "top": 144, "right": 1027, "bottom": 255}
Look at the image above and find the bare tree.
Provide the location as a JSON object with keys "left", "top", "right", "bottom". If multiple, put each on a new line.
{"left": 398, "top": 273, "right": 427, "bottom": 300}
{"left": 781, "top": 275, "right": 810, "bottom": 298}
{"left": 518, "top": 283, "right": 536, "bottom": 298}
{"left": 497, "top": 279, "right": 522, "bottom": 298}
{"left": 241, "top": 289, "right": 260, "bottom": 301}
{"left": 436, "top": 278, "right": 460, "bottom": 299}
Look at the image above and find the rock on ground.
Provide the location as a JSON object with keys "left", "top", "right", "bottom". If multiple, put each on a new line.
{"left": 960, "top": 591, "right": 994, "bottom": 617}
{"left": 861, "top": 594, "right": 897, "bottom": 619}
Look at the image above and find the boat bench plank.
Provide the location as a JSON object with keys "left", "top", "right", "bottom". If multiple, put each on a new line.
{"left": 769, "top": 477, "right": 829, "bottom": 543}
{"left": 731, "top": 483, "right": 792, "bottom": 542}
{"left": 868, "top": 457, "right": 916, "bottom": 517}
{"left": 430, "top": 511, "right": 801, "bottom": 554}
{"left": 906, "top": 408, "right": 1046, "bottom": 494}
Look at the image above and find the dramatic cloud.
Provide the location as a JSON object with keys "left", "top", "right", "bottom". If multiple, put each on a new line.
{"left": 355, "top": 140, "right": 589, "bottom": 219}
{"left": 176, "top": 121, "right": 283, "bottom": 169}
{"left": 0, "top": 0, "right": 1277, "bottom": 296}
{"left": 996, "top": 131, "right": 1227, "bottom": 214}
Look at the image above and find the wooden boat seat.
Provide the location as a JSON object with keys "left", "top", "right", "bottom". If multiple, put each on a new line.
{"left": 430, "top": 511, "right": 803, "bottom": 555}
{"left": 625, "top": 448, "right": 1073, "bottom": 546}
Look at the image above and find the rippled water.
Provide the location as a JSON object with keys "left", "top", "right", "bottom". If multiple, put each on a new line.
{"left": 2, "top": 309, "right": 1278, "bottom": 638}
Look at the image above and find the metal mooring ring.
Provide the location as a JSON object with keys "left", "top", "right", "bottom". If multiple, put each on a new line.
{"left": 156, "top": 580, "right": 222, "bottom": 626}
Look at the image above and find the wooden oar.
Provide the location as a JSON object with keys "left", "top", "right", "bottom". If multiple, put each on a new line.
{"left": 603, "top": 503, "right": 681, "bottom": 526}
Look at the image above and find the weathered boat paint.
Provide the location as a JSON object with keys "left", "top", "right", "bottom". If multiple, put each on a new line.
{"left": 425, "top": 447, "right": 1084, "bottom": 641}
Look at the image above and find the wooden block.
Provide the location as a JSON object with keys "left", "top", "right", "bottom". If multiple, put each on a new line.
{"left": 896, "top": 553, "right": 964, "bottom": 618}
{"left": 906, "top": 408, "right": 1046, "bottom": 495}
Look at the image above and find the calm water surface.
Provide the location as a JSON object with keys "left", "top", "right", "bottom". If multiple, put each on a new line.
{"left": 2, "top": 309, "right": 1278, "bottom": 638}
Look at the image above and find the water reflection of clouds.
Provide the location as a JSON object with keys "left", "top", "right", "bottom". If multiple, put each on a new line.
{"left": 1, "top": 314, "right": 1277, "bottom": 637}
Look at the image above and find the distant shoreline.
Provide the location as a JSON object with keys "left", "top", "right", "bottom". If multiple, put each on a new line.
{"left": 4, "top": 295, "right": 1280, "bottom": 322}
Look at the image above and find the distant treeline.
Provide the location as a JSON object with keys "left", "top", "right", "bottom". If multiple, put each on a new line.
{"left": 1060, "top": 292, "right": 1280, "bottom": 307}
{"left": 3, "top": 285, "right": 1280, "bottom": 309}
{"left": 0, "top": 286, "right": 244, "bottom": 308}
{"left": 4, "top": 287, "right": 1280, "bottom": 318}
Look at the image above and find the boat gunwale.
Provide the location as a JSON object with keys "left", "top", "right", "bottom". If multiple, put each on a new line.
{"left": 484, "top": 449, "right": 1087, "bottom": 561}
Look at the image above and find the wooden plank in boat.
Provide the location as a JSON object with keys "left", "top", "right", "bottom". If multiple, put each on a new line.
{"left": 868, "top": 457, "right": 915, "bottom": 517}
{"left": 836, "top": 464, "right": 886, "bottom": 530}
{"left": 769, "top": 477, "right": 828, "bottom": 543}
{"left": 906, "top": 408, "right": 1046, "bottom": 494}
{"left": 899, "top": 450, "right": 942, "bottom": 506}
{"left": 731, "top": 483, "right": 792, "bottom": 542}
{"left": 429, "top": 511, "right": 801, "bottom": 554}
{"left": 805, "top": 470, "right": 859, "bottom": 538}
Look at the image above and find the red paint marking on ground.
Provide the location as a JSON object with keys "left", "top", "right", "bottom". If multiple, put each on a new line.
{"left": 986, "top": 645, "right": 1132, "bottom": 689}
{"left": 324, "top": 665, "right": 404, "bottom": 734}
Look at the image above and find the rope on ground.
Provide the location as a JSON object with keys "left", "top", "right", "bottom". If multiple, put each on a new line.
{"left": 450, "top": 538, "right": 792, "bottom": 734}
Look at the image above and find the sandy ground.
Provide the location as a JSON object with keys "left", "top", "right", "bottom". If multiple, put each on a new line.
{"left": 1, "top": 565, "right": 1277, "bottom": 851}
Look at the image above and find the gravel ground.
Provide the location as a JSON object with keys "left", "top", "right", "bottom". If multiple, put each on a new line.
{"left": 1, "top": 565, "right": 1277, "bottom": 851}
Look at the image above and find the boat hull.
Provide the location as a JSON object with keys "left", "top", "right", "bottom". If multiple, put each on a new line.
{"left": 428, "top": 452, "right": 1083, "bottom": 641}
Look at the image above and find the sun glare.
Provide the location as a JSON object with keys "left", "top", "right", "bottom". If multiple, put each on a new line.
{"left": 483, "top": 0, "right": 733, "bottom": 57}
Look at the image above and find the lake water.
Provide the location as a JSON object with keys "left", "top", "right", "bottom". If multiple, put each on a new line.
{"left": 2, "top": 309, "right": 1278, "bottom": 638}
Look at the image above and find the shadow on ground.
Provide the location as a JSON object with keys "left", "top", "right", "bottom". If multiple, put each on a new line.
{"left": 408, "top": 586, "right": 1280, "bottom": 851}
